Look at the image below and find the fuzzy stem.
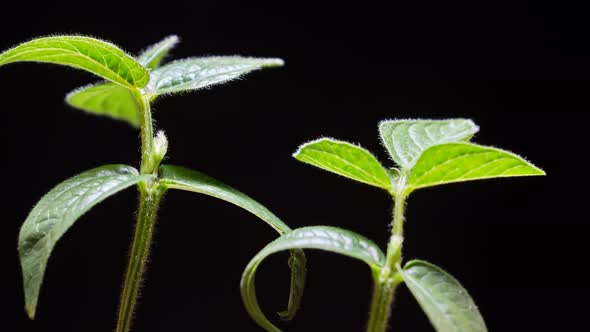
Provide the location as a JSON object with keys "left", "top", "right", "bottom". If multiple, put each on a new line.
{"left": 115, "top": 189, "right": 162, "bottom": 332}
{"left": 366, "top": 193, "right": 407, "bottom": 332}
{"left": 134, "top": 91, "right": 155, "bottom": 175}
{"left": 115, "top": 89, "right": 162, "bottom": 332}
{"left": 366, "top": 273, "right": 402, "bottom": 332}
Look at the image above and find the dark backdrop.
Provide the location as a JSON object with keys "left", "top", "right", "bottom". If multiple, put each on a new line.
{"left": 0, "top": 1, "right": 583, "bottom": 331}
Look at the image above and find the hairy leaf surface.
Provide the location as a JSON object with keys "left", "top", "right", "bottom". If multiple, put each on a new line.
{"left": 379, "top": 119, "right": 479, "bottom": 168}
{"left": 0, "top": 36, "right": 149, "bottom": 88}
{"left": 137, "top": 35, "right": 179, "bottom": 69}
{"left": 66, "top": 83, "right": 140, "bottom": 127}
{"left": 408, "top": 142, "right": 545, "bottom": 191}
{"left": 294, "top": 138, "right": 392, "bottom": 190}
{"left": 19, "top": 165, "right": 148, "bottom": 318}
{"left": 146, "top": 56, "right": 283, "bottom": 95}
{"left": 241, "top": 226, "right": 384, "bottom": 332}
{"left": 400, "top": 260, "right": 487, "bottom": 332}
{"left": 64, "top": 35, "right": 179, "bottom": 126}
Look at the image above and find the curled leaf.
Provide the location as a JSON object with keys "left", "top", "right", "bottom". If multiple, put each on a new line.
{"left": 159, "top": 165, "right": 307, "bottom": 320}
{"left": 241, "top": 226, "right": 384, "bottom": 332}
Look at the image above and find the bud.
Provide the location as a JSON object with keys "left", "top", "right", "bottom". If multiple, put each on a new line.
{"left": 152, "top": 131, "right": 168, "bottom": 169}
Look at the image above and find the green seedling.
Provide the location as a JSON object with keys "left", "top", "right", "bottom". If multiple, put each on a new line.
{"left": 241, "top": 119, "right": 545, "bottom": 332}
{"left": 1, "top": 35, "right": 306, "bottom": 332}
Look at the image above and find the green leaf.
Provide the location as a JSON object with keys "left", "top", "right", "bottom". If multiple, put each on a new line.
{"left": 159, "top": 165, "right": 307, "bottom": 320}
{"left": 137, "top": 35, "right": 179, "bottom": 69}
{"left": 64, "top": 36, "right": 179, "bottom": 127}
{"left": 0, "top": 36, "right": 149, "bottom": 88}
{"left": 18, "top": 165, "right": 149, "bottom": 319}
{"left": 400, "top": 260, "right": 487, "bottom": 332}
{"left": 159, "top": 165, "right": 291, "bottom": 233}
{"left": 146, "top": 56, "right": 284, "bottom": 95}
{"left": 293, "top": 138, "right": 392, "bottom": 190}
{"left": 408, "top": 142, "right": 545, "bottom": 191}
{"left": 241, "top": 226, "right": 384, "bottom": 332}
{"left": 65, "top": 83, "right": 140, "bottom": 127}
{"left": 278, "top": 249, "right": 307, "bottom": 320}
{"left": 379, "top": 119, "right": 479, "bottom": 168}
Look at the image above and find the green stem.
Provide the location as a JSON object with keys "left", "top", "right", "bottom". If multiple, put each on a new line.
{"left": 135, "top": 90, "right": 154, "bottom": 175}
{"left": 367, "top": 272, "right": 402, "bottom": 332}
{"left": 366, "top": 192, "right": 407, "bottom": 332}
{"left": 387, "top": 193, "right": 406, "bottom": 265}
{"left": 116, "top": 188, "right": 162, "bottom": 332}
{"left": 115, "top": 90, "right": 163, "bottom": 332}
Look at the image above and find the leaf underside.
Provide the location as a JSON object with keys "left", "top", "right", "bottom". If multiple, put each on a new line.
{"left": 294, "top": 138, "right": 392, "bottom": 190}
{"left": 136, "top": 35, "right": 179, "bottom": 69}
{"left": 0, "top": 36, "right": 149, "bottom": 88}
{"left": 66, "top": 83, "right": 140, "bottom": 127}
{"left": 159, "top": 164, "right": 307, "bottom": 319}
{"left": 159, "top": 165, "right": 291, "bottom": 233}
{"left": 379, "top": 119, "right": 479, "bottom": 169}
{"left": 241, "top": 226, "right": 384, "bottom": 332}
{"left": 400, "top": 260, "right": 488, "bottom": 332}
{"left": 18, "top": 165, "right": 148, "bottom": 319}
{"left": 146, "top": 56, "right": 284, "bottom": 95}
{"left": 408, "top": 142, "right": 545, "bottom": 190}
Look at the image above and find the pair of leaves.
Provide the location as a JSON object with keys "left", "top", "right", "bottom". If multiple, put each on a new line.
{"left": 294, "top": 119, "right": 544, "bottom": 193}
{"left": 65, "top": 35, "right": 180, "bottom": 126}
{"left": 241, "top": 226, "right": 486, "bottom": 332}
{"left": 19, "top": 164, "right": 305, "bottom": 320}
{"left": 0, "top": 35, "right": 284, "bottom": 127}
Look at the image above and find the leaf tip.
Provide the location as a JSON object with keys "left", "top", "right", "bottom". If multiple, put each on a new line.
{"left": 277, "top": 310, "right": 293, "bottom": 320}
{"left": 25, "top": 303, "right": 36, "bottom": 320}
{"left": 265, "top": 58, "right": 285, "bottom": 67}
{"left": 166, "top": 34, "right": 180, "bottom": 43}
{"left": 531, "top": 165, "right": 546, "bottom": 176}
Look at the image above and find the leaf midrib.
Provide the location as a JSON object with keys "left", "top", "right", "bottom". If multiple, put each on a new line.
{"left": 3, "top": 44, "right": 139, "bottom": 87}
{"left": 303, "top": 146, "right": 388, "bottom": 188}
{"left": 405, "top": 269, "right": 455, "bottom": 331}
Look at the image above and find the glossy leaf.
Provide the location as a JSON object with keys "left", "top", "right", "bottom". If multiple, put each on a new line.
{"left": 66, "top": 83, "right": 140, "bottom": 127}
{"left": 241, "top": 226, "right": 384, "bottom": 332}
{"left": 400, "top": 260, "right": 487, "bottom": 332}
{"left": 0, "top": 36, "right": 149, "bottom": 88}
{"left": 19, "top": 165, "right": 149, "bottom": 319}
{"left": 294, "top": 138, "right": 392, "bottom": 190}
{"left": 146, "top": 56, "right": 284, "bottom": 95}
{"left": 137, "top": 35, "right": 179, "bottom": 69}
{"left": 379, "top": 119, "right": 479, "bottom": 168}
{"left": 159, "top": 165, "right": 307, "bottom": 319}
{"left": 408, "top": 142, "right": 545, "bottom": 191}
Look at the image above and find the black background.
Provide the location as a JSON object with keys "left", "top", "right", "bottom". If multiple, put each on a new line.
{"left": 0, "top": 1, "right": 583, "bottom": 331}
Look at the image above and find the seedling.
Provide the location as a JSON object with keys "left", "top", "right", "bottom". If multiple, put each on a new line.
{"left": 0, "top": 35, "right": 306, "bottom": 332}
{"left": 241, "top": 119, "right": 545, "bottom": 332}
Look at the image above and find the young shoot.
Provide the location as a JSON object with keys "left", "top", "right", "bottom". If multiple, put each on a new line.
{"left": 0, "top": 35, "right": 306, "bottom": 332}
{"left": 240, "top": 119, "right": 545, "bottom": 332}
